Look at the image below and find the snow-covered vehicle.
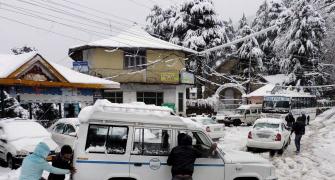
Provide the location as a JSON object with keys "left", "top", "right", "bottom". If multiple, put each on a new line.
{"left": 246, "top": 118, "right": 291, "bottom": 154}
{"left": 222, "top": 104, "right": 262, "bottom": 126}
{"left": 189, "top": 115, "right": 225, "bottom": 141}
{"left": 0, "top": 118, "right": 58, "bottom": 169}
{"left": 49, "top": 118, "right": 80, "bottom": 148}
{"left": 73, "top": 99, "right": 278, "bottom": 180}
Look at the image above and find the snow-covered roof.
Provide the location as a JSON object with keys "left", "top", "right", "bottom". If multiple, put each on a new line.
{"left": 0, "top": 52, "right": 119, "bottom": 89}
{"left": 243, "top": 84, "right": 275, "bottom": 98}
{"left": 0, "top": 52, "right": 36, "bottom": 78}
{"left": 237, "top": 104, "right": 262, "bottom": 109}
{"left": 263, "top": 74, "right": 287, "bottom": 85}
{"left": 70, "top": 26, "right": 197, "bottom": 54}
{"left": 78, "top": 99, "right": 200, "bottom": 130}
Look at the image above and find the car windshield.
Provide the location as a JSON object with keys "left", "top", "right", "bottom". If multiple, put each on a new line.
{"left": 4, "top": 122, "right": 49, "bottom": 141}
{"left": 192, "top": 118, "right": 217, "bottom": 125}
{"left": 254, "top": 123, "right": 279, "bottom": 129}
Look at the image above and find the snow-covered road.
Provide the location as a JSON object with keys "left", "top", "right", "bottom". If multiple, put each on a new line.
{"left": 1, "top": 108, "right": 335, "bottom": 180}
{"left": 219, "top": 108, "right": 335, "bottom": 180}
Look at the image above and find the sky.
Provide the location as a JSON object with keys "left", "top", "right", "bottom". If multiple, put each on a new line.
{"left": 0, "top": 0, "right": 265, "bottom": 67}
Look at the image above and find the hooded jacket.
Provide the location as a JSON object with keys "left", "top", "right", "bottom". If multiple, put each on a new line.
{"left": 19, "top": 142, "right": 70, "bottom": 180}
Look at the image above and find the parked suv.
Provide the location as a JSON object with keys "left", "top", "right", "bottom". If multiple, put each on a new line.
{"left": 0, "top": 118, "right": 58, "bottom": 169}
{"left": 221, "top": 104, "right": 262, "bottom": 126}
{"left": 73, "top": 100, "right": 277, "bottom": 180}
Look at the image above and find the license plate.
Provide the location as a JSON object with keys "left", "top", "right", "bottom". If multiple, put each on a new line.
{"left": 257, "top": 133, "right": 270, "bottom": 138}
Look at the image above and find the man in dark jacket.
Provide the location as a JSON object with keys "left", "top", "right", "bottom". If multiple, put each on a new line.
{"left": 48, "top": 145, "right": 75, "bottom": 180}
{"left": 291, "top": 118, "right": 306, "bottom": 154}
{"left": 167, "top": 134, "right": 217, "bottom": 180}
{"left": 285, "top": 112, "right": 295, "bottom": 129}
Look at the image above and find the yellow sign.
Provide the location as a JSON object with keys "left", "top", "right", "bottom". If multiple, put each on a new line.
{"left": 160, "top": 72, "right": 179, "bottom": 83}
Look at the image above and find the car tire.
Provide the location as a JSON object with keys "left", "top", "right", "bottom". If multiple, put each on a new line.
{"left": 246, "top": 146, "right": 253, "bottom": 152}
{"left": 278, "top": 145, "right": 284, "bottom": 155}
{"left": 233, "top": 119, "right": 242, "bottom": 126}
{"left": 7, "top": 154, "right": 15, "bottom": 169}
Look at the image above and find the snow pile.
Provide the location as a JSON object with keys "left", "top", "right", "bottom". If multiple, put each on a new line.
{"left": 243, "top": 84, "right": 275, "bottom": 98}
{"left": 79, "top": 99, "right": 174, "bottom": 123}
{"left": 2, "top": 121, "right": 50, "bottom": 141}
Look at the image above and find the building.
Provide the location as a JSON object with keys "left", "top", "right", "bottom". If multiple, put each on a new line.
{"left": 69, "top": 26, "right": 196, "bottom": 116}
{"left": 0, "top": 52, "right": 119, "bottom": 118}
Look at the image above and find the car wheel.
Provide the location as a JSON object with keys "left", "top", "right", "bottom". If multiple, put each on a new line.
{"left": 269, "top": 150, "right": 276, "bottom": 157}
{"left": 233, "top": 119, "right": 242, "bottom": 126}
{"left": 246, "top": 146, "right": 253, "bottom": 152}
{"left": 7, "top": 154, "right": 15, "bottom": 169}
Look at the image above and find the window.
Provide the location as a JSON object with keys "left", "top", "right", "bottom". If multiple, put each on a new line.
{"left": 85, "top": 124, "right": 128, "bottom": 154}
{"left": 124, "top": 50, "right": 146, "bottom": 69}
{"left": 63, "top": 124, "right": 76, "bottom": 135}
{"left": 178, "top": 93, "right": 184, "bottom": 112}
{"left": 54, "top": 123, "right": 65, "bottom": 134}
{"left": 104, "top": 92, "right": 123, "bottom": 103}
{"left": 132, "top": 128, "right": 171, "bottom": 156}
{"left": 137, "top": 92, "right": 163, "bottom": 106}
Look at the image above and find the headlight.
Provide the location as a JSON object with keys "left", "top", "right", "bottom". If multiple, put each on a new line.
{"left": 16, "top": 149, "right": 29, "bottom": 156}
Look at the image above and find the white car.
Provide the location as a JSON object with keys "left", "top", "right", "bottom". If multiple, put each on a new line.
{"left": 246, "top": 118, "right": 291, "bottom": 154}
{"left": 73, "top": 100, "right": 278, "bottom": 180}
{"left": 49, "top": 118, "right": 80, "bottom": 148}
{"left": 0, "top": 118, "right": 58, "bottom": 169}
{"left": 190, "top": 116, "right": 225, "bottom": 140}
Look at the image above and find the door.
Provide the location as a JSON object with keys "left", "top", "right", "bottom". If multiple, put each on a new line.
{"left": 129, "top": 128, "right": 172, "bottom": 180}
{"left": 75, "top": 124, "right": 131, "bottom": 180}
{"left": 188, "top": 131, "right": 225, "bottom": 180}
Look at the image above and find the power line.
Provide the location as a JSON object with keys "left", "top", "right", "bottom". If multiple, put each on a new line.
{"left": 0, "top": 15, "right": 87, "bottom": 42}
{"left": 126, "top": 0, "right": 152, "bottom": 10}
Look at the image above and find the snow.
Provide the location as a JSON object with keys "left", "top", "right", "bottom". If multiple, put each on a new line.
{"left": 0, "top": 52, "right": 37, "bottom": 78}
{"left": 263, "top": 74, "right": 287, "bottom": 85}
{"left": 243, "top": 84, "right": 275, "bottom": 98}
{"left": 70, "top": 26, "right": 197, "bottom": 54}
{"left": 49, "top": 62, "right": 119, "bottom": 88}
{"left": 219, "top": 107, "right": 335, "bottom": 180}
{"left": 1, "top": 120, "right": 50, "bottom": 141}
{"left": 0, "top": 52, "right": 119, "bottom": 89}
{"left": 78, "top": 99, "right": 174, "bottom": 123}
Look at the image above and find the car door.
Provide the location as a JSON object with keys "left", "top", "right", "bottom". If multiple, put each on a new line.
{"left": 129, "top": 127, "right": 172, "bottom": 180}
{"left": 189, "top": 131, "right": 225, "bottom": 180}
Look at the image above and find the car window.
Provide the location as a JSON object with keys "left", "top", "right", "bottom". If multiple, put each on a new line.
{"left": 254, "top": 123, "right": 279, "bottom": 129}
{"left": 85, "top": 124, "right": 128, "bottom": 154}
{"left": 251, "top": 109, "right": 257, "bottom": 114}
{"left": 64, "top": 124, "right": 76, "bottom": 135}
{"left": 245, "top": 110, "right": 250, "bottom": 115}
{"left": 54, "top": 123, "right": 65, "bottom": 134}
{"left": 132, "top": 128, "right": 171, "bottom": 156}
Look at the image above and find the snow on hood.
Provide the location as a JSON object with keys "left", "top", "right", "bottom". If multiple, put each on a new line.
{"left": 10, "top": 137, "right": 58, "bottom": 153}
{"left": 223, "top": 149, "right": 269, "bottom": 164}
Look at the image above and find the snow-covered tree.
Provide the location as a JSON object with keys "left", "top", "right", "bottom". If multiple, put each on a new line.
{"left": 236, "top": 25, "right": 264, "bottom": 76}
{"left": 0, "top": 91, "right": 28, "bottom": 118}
{"left": 34, "top": 103, "right": 60, "bottom": 121}
{"left": 11, "top": 46, "right": 37, "bottom": 55}
{"left": 237, "top": 13, "right": 248, "bottom": 30}
{"left": 275, "top": 0, "right": 327, "bottom": 85}
{"left": 252, "top": 1, "right": 269, "bottom": 32}
{"left": 145, "top": 5, "right": 176, "bottom": 41}
{"left": 224, "top": 18, "right": 235, "bottom": 41}
{"left": 170, "top": 0, "right": 228, "bottom": 51}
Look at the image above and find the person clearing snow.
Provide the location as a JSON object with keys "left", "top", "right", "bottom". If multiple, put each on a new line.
{"left": 19, "top": 142, "right": 73, "bottom": 180}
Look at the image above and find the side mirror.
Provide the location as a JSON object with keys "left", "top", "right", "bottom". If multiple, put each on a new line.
{"left": 69, "top": 132, "right": 77, "bottom": 137}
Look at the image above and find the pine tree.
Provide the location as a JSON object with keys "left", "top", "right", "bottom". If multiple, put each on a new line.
{"left": 0, "top": 91, "right": 28, "bottom": 118}
{"left": 11, "top": 46, "right": 37, "bottom": 55}
{"left": 252, "top": 1, "right": 269, "bottom": 32}
{"left": 145, "top": 5, "right": 176, "bottom": 41}
{"left": 237, "top": 13, "right": 248, "bottom": 30}
{"left": 224, "top": 18, "right": 235, "bottom": 41}
{"left": 275, "top": 0, "right": 327, "bottom": 86}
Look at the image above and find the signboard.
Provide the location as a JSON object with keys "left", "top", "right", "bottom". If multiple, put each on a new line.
{"left": 264, "top": 96, "right": 290, "bottom": 101}
{"left": 180, "top": 71, "right": 195, "bottom": 84}
{"left": 160, "top": 72, "right": 179, "bottom": 83}
{"left": 73, "top": 61, "right": 89, "bottom": 73}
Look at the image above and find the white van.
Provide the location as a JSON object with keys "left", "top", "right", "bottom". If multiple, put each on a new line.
{"left": 73, "top": 100, "right": 277, "bottom": 180}
{"left": 221, "top": 104, "right": 262, "bottom": 126}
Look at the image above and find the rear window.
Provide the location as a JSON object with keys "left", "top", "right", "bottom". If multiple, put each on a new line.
{"left": 254, "top": 123, "right": 279, "bottom": 129}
